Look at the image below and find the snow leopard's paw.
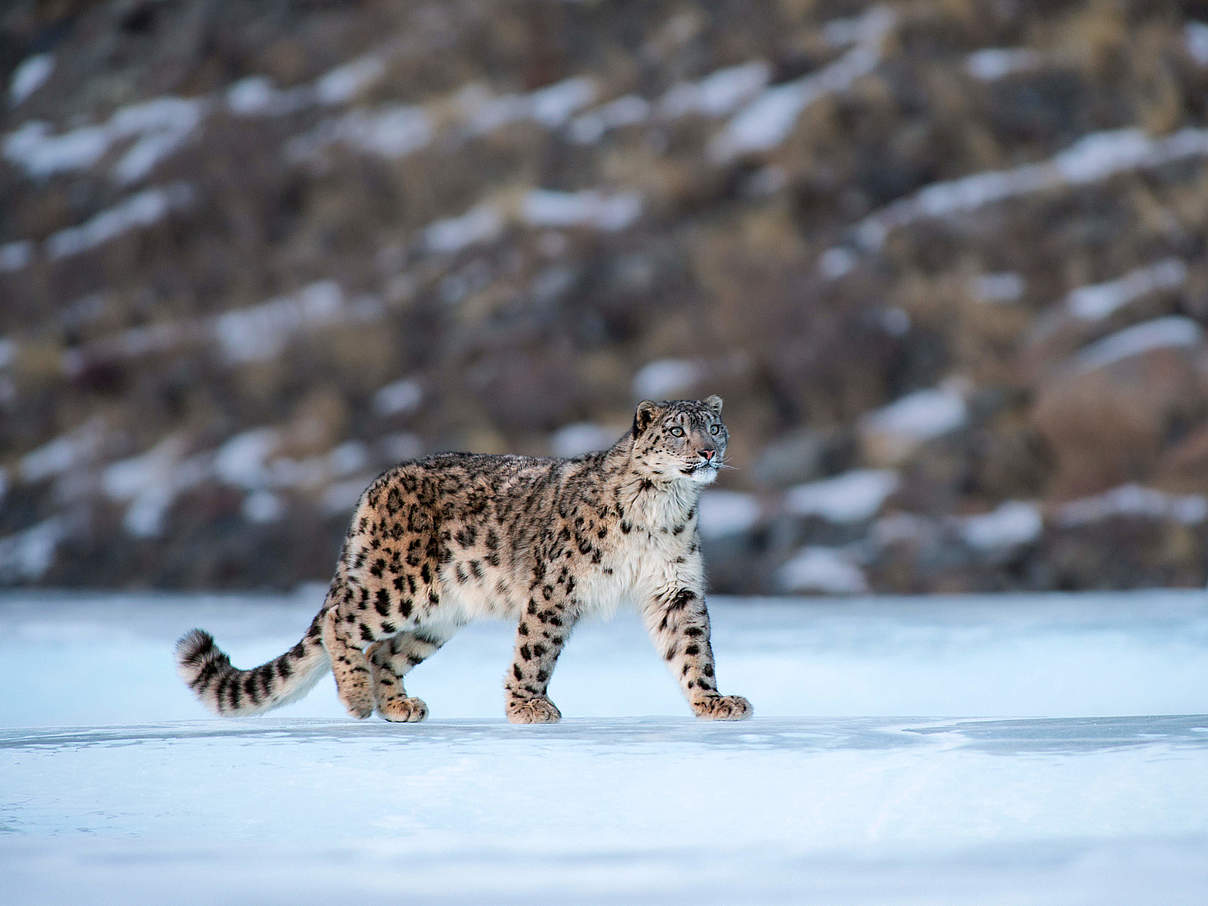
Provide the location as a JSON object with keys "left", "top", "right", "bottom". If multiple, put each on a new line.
{"left": 378, "top": 696, "right": 429, "bottom": 722}
{"left": 692, "top": 694, "right": 752, "bottom": 721}
{"left": 506, "top": 695, "right": 562, "bottom": 724}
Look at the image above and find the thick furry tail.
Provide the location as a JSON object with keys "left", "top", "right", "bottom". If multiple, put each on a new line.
{"left": 175, "top": 615, "right": 329, "bottom": 716}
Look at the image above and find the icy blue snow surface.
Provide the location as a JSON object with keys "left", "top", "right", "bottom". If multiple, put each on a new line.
{"left": 2, "top": 589, "right": 1207, "bottom": 904}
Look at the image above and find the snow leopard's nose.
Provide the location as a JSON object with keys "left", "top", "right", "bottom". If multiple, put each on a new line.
{"left": 699, "top": 448, "right": 716, "bottom": 462}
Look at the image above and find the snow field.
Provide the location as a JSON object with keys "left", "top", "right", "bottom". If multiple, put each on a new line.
{"left": 1, "top": 591, "right": 1206, "bottom": 903}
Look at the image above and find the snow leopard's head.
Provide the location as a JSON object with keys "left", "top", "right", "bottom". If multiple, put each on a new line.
{"left": 631, "top": 395, "right": 728, "bottom": 485}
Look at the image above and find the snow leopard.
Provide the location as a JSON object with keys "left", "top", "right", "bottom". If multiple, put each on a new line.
{"left": 176, "top": 396, "right": 752, "bottom": 724}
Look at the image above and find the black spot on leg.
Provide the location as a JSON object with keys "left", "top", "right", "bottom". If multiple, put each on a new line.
{"left": 513, "top": 664, "right": 523, "bottom": 681}
{"left": 684, "top": 644, "right": 700, "bottom": 656}
{"left": 375, "top": 589, "right": 391, "bottom": 616}
{"left": 670, "top": 589, "right": 697, "bottom": 610}
{"left": 703, "top": 664, "right": 714, "bottom": 677}
{"left": 684, "top": 626, "right": 703, "bottom": 637}
{"left": 359, "top": 623, "right": 375, "bottom": 642}
{"left": 520, "top": 645, "right": 532, "bottom": 661}
{"left": 380, "top": 620, "right": 397, "bottom": 635}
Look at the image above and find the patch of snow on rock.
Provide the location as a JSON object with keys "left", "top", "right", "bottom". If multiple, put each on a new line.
{"left": 818, "top": 247, "right": 857, "bottom": 279}
{"left": 965, "top": 48, "right": 1041, "bottom": 81}
{"left": 466, "top": 76, "right": 597, "bottom": 134}
{"left": 550, "top": 423, "right": 616, "bottom": 458}
{"left": 45, "top": 184, "right": 194, "bottom": 259}
{"left": 1073, "top": 316, "right": 1203, "bottom": 372}
{"left": 214, "top": 428, "right": 280, "bottom": 490}
{"left": 974, "top": 272, "right": 1025, "bottom": 303}
{"left": 19, "top": 422, "right": 103, "bottom": 483}
{"left": 699, "top": 490, "right": 761, "bottom": 539}
{"left": 328, "top": 105, "right": 433, "bottom": 158}
{"left": 631, "top": 359, "right": 704, "bottom": 399}
{"left": 8, "top": 53, "right": 54, "bottom": 107}
{"left": 568, "top": 94, "right": 651, "bottom": 144}
{"left": 424, "top": 205, "right": 503, "bottom": 253}
{"left": 1065, "top": 259, "right": 1187, "bottom": 321}
{"left": 520, "top": 189, "right": 642, "bottom": 231}
{"left": 1057, "top": 484, "right": 1208, "bottom": 527}
{"left": 108, "top": 97, "right": 208, "bottom": 184}
{"left": 212, "top": 280, "right": 345, "bottom": 364}
{"left": 314, "top": 55, "right": 386, "bottom": 106}
{"left": 0, "top": 517, "right": 66, "bottom": 582}
{"left": 373, "top": 378, "right": 424, "bottom": 417}
{"left": 784, "top": 469, "right": 899, "bottom": 523}
{"left": 326, "top": 441, "right": 369, "bottom": 477}
{"left": 3, "top": 120, "right": 111, "bottom": 178}
{"left": 856, "top": 128, "right": 1208, "bottom": 248}
{"left": 243, "top": 490, "right": 286, "bottom": 524}
{"left": 957, "top": 501, "right": 1043, "bottom": 551}
{"left": 226, "top": 76, "right": 285, "bottom": 115}
{"left": 0, "top": 240, "right": 32, "bottom": 273}
{"left": 777, "top": 546, "right": 868, "bottom": 594}
{"left": 4, "top": 96, "right": 207, "bottom": 183}
{"left": 659, "top": 61, "right": 771, "bottom": 119}
{"left": 711, "top": 7, "right": 894, "bottom": 160}
{"left": 101, "top": 437, "right": 206, "bottom": 538}
{"left": 821, "top": 6, "right": 896, "bottom": 47}
{"left": 859, "top": 385, "right": 969, "bottom": 462}
{"left": 1185, "top": 22, "right": 1208, "bottom": 66}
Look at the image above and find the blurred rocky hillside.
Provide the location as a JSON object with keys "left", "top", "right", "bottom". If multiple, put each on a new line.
{"left": 3, "top": 0, "right": 1208, "bottom": 594}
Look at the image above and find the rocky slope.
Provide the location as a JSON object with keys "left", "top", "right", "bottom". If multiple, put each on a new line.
{"left": 2, "top": 0, "right": 1208, "bottom": 593}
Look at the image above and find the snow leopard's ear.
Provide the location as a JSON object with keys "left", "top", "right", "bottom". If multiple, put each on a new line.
{"left": 704, "top": 394, "right": 723, "bottom": 416}
{"left": 633, "top": 399, "right": 660, "bottom": 435}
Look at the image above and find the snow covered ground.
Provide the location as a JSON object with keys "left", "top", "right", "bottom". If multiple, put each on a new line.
{"left": 2, "top": 589, "right": 1206, "bottom": 903}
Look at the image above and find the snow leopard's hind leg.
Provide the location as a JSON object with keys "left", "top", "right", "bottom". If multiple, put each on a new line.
{"left": 320, "top": 579, "right": 377, "bottom": 719}
{"left": 366, "top": 629, "right": 451, "bottom": 722}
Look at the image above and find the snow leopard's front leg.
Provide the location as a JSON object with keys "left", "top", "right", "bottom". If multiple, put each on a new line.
{"left": 504, "top": 595, "right": 576, "bottom": 724}
{"left": 642, "top": 586, "right": 752, "bottom": 720}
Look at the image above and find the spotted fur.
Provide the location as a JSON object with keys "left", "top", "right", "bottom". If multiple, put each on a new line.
{"left": 176, "top": 396, "right": 752, "bottom": 723}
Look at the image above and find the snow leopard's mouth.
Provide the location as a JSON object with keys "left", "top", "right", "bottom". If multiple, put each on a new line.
{"left": 681, "top": 463, "right": 719, "bottom": 482}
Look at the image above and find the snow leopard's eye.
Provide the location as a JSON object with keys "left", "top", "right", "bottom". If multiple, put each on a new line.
{"left": 709, "top": 424, "right": 721, "bottom": 435}
{"left": 668, "top": 426, "right": 685, "bottom": 437}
